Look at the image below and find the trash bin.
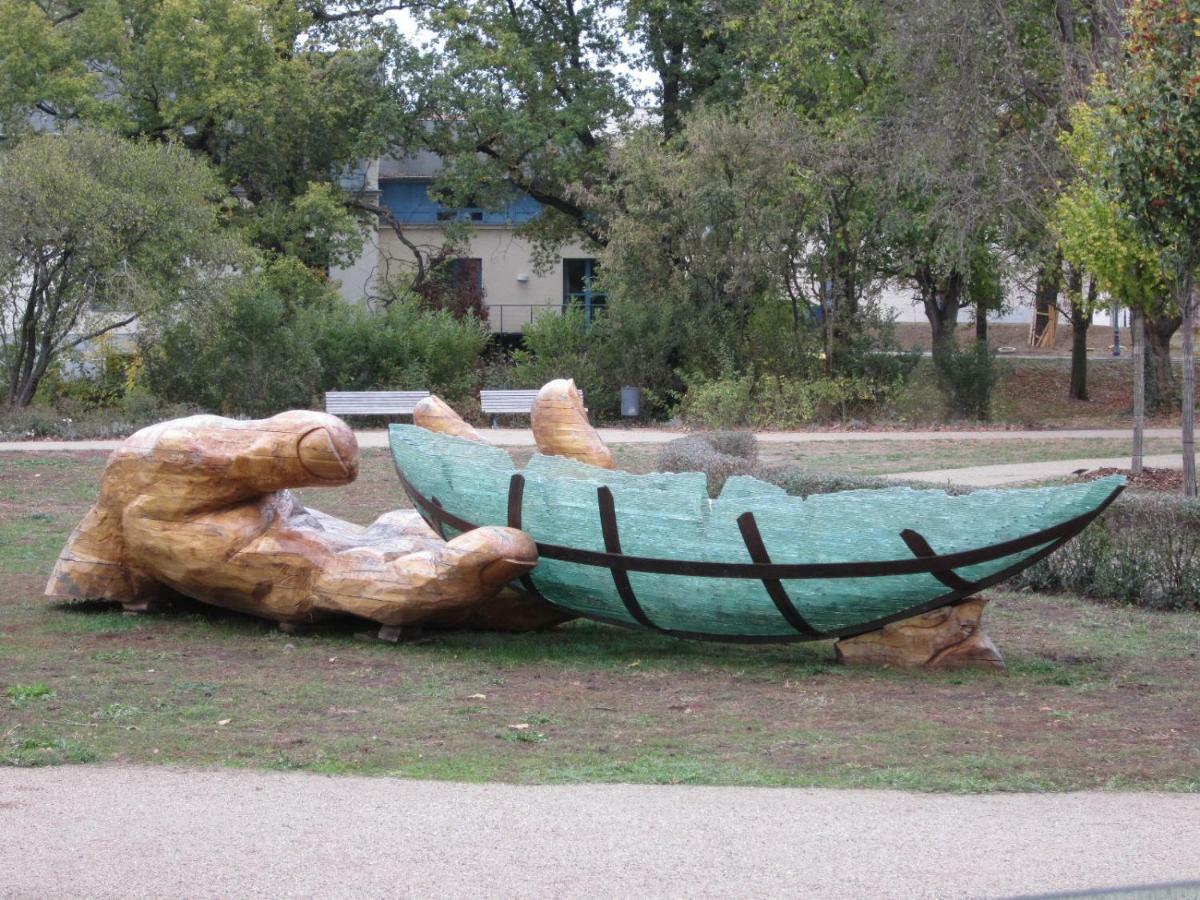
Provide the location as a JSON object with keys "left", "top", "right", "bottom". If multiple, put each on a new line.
{"left": 620, "top": 386, "right": 642, "bottom": 418}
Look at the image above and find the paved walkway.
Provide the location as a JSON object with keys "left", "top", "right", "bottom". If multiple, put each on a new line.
{"left": 0, "top": 426, "right": 1181, "bottom": 453}
{"left": 894, "top": 454, "right": 1180, "bottom": 487}
{"left": 2, "top": 766, "right": 1198, "bottom": 899}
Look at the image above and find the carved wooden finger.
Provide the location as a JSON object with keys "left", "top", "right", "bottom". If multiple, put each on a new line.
{"left": 834, "top": 596, "right": 1004, "bottom": 671}
{"left": 413, "top": 396, "right": 483, "bottom": 442}
{"left": 530, "top": 378, "right": 614, "bottom": 469}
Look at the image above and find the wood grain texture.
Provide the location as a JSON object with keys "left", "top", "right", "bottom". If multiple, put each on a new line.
{"left": 412, "top": 394, "right": 577, "bottom": 630}
{"left": 529, "top": 378, "right": 614, "bottom": 469}
{"left": 45, "top": 411, "right": 540, "bottom": 629}
{"left": 834, "top": 597, "right": 1005, "bottom": 671}
{"left": 413, "top": 395, "right": 483, "bottom": 442}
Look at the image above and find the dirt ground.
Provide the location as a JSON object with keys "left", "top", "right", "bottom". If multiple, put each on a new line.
{"left": 893, "top": 321, "right": 1156, "bottom": 355}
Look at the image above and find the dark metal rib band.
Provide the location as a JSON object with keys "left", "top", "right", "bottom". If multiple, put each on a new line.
{"left": 392, "top": 463, "right": 1123, "bottom": 582}
{"left": 428, "top": 496, "right": 448, "bottom": 541}
{"left": 507, "top": 474, "right": 526, "bottom": 529}
{"left": 736, "top": 512, "right": 822, "bottom": 637}
{"left": 899, "top": 529, "right": 975, "bottom": 592}
{"left": 596, "top": 486, "right": 660, "bottom": 631}
{"left": 505, "top": 474, "right": 550, "bottom": 600}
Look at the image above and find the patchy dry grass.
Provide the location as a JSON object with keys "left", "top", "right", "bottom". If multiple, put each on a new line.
{"left": 600, "top": 436, "right": 1182, "bottom": 479}
{"left": 1, "top": 447, "right": 1198, "bottom": 790}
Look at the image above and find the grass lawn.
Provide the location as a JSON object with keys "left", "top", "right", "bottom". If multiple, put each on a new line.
{"left": 2, "top": 447, "right": 1198, "bottom": 791}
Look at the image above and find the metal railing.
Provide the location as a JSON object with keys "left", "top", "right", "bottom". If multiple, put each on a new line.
{"left": 488, "top": 303, "right": 561, "bottom": 334}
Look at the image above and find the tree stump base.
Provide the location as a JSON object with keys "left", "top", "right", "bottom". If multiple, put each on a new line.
{"left": 834, "top": 596, "right": 1004, "bottom": 671}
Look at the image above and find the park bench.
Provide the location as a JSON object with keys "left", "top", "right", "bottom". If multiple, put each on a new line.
{"left": 324, "top": 390, "right": 431, "bottom": 418}
{"left": 479, "top": 388, "right": 584, "bottom": 427}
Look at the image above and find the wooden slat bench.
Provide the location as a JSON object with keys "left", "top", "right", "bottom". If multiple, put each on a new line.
{"left": 324, "top": 391, "right": 431, "bottom": 417}
{"left": 479, "top": 389, "right": 583, "bottom": 427}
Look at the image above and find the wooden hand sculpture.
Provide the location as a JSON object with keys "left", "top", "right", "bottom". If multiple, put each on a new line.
{"left": 45, "top": 411, "right": 541, "bottom": 633}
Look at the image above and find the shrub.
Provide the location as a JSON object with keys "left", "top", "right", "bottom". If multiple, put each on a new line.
{"left": 510, "top": 304, "right": 611, "bottom": 416}
{"left": 933, "top": 341, "right": 1003, "bottom": 421}
{"left": 674, "top": 374, "right": 756, "bottom": 429}
{"left": 1011, "top": 492, "right": 1200, "bottom": 611}
{"left": 308, "top": 300, "right": 490, "bottom": 404}
{"left": 143, "top": 268, "right": 325, "bottom": 416}
{"left": 143, "top": 259, "right": 490, "bottom": 416}
{"left": 704, "top": 430, "right": 758, "bottom": 461}
{"left": 675, "top": 372, "right": 897, "bottom": 429}
{"left": 658, "top": 432, "right": 935, "bottom": 497}
{"left": 658, "top": 434, "right": 756, "bottom": 495}
{"left": 0, "top": 398, "right": 198, "bottom": 440}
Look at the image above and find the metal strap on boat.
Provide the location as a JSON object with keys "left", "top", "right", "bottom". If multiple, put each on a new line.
{"left": 736, "top": 512, "right": 822, "bottom": 638}
{"left": 391, "top": 456, "right": 1122, "bottom": 642}
{"left": 899, "top": 530, "right": 975, "bottom": 592}
{"left": 506, "top": 473, "right": 549, "bottom": 601}
{"left": 596, "top": 487, "right": 662, "bottom": 632}
{"left": 393, "top": 464, "right": 1124, "bottom": 582}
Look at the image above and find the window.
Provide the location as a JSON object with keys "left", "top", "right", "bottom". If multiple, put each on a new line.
{"left": 563, "top": 258, "right": 605, "bottom": 323}
{"left": 417, "top": 257, "right": 485, "bottom": 320}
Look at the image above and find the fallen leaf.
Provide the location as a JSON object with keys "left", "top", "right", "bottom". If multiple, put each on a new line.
{"left": 508, "top": 723, "right": 530, "bottom": 730}
{"left": 627, "top": 660, "right": 641, "bottom": 668}
{"left": 467, "top": 693, "right": 487, "bottom": 700}
{"left": 217, "top": 719, "right": 231, "bottom": 726}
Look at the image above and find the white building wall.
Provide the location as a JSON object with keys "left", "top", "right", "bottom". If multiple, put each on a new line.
{"left": 370, "top": 226, "right": 594, "bottom": 333}
{"left": 877, "top": 281, "right": 1035, "bottom": 325}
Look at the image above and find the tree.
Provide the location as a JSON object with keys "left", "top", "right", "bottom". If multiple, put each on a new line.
{"left": 624, "top": 0, "right": 754, "bottom": 137}
{"left": 600, "top": 101, "right": 819, "bottom": 377}
{"left": 409, "top": 0, "right": 632, "bottom": 253}
{"left": 1108, "top": 0, "right": 1200, "bottom": 497}
{"left": 0, "top": 0, "right": 411, "bottom": 272}
{"left": 0, "top": 129, "right": 237, "bottom": 406}
{"left": 877, "top": 0, "right": 1064, "bottom": 368}
{"left": 737, "top": 0, "right": 891, "bottom": 371}
{"left": 1054, "top": 98, "right": 1168, "bottom": 471}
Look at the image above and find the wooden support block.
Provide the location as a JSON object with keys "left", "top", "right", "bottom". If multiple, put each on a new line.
{"left": 834, "top": 596, "right": 1004, "bottom": 671}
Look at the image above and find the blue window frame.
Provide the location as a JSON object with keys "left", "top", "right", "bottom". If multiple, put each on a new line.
{"left": 563, "top": 258, "right": 605, "bottom": 323}
{"left": 381, "top": 180, "right": 542, "bottom": 226}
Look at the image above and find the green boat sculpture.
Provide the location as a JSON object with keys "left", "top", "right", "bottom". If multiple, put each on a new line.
{"left": 389, "top": 425, "right": 1124, "bottom": 643}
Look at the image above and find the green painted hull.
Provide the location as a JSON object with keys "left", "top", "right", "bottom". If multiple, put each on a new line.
{"left": 389, "top": 425, "right": 1124, "bottom": 642}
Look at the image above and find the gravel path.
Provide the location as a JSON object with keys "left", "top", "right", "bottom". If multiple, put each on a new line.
{"left": 3, "top": 766, "right": 1199, "bottom": 899}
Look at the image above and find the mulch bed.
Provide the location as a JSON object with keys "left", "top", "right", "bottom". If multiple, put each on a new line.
{"left": 1081, "top": 466, "right": 1182, "bottom": 492}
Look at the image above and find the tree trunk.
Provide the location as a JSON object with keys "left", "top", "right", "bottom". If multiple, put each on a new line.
{"left": 922, "top": 268, "right": 963, "bottom": 363}
{"left": 1068, "top": 276, "right": 1095, "bottom": 401}
{"left": 1070, "top": 312, "right": 1090, "bottom": 400}
{"left": 1145, "top": 312, "right": 1182, "bottom": 412}
{"left": 1132, "top": 306, "right": 1145, "bottom": 476}
{"left": 1031, "top": 259, "right": 1061, "bottom": 347}
{"left": 975, "top": 298, "right": 988, "bottom": 343}
{"left": 1181, "top": 274, "right": 1196, "bottom": 498}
